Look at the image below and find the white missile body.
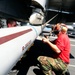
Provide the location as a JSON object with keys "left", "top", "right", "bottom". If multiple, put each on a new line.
{"left": 0, "top": 0, "right": 50, "bottom": 74}
{"left": 0, "top": 25, "right": 44, "bottom": 75}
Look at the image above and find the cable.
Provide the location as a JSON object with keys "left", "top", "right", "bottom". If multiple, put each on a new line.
{"left": 41, "top": 14, "right": 58, "bottom": 30}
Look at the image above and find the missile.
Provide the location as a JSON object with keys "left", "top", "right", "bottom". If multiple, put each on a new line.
{"left": 0, "top": 5, "right": 45, "bottom": 75}
{"left": 0, "top": 0, "right": 58, "bottom": 74}
{"left": 0, "top": 25, "right": 45, "bottom": 75}
{"left": 29, "top": 0, "right": 49, "bottom": 24}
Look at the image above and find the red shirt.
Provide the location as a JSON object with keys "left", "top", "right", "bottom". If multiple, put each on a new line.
{"left": 53, "top": 33, "right": 70, "bottom": 63}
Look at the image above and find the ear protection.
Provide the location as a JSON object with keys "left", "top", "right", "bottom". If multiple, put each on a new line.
{"left": 52, "top": 23, "right": 68, "bottom": 34}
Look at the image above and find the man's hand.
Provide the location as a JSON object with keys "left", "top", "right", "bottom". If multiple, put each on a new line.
{"left": 42, "top": 37, "right": 61, "bottom": 54}
{"left": 42, "top": 37, "right": 49, "bottom": 43}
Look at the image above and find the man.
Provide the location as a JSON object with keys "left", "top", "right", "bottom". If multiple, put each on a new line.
{"left": 37, "top": 23, "right": 70, "bottom": 75}
{"left": 6, "top": 18, "right": 17, "bottom": 27}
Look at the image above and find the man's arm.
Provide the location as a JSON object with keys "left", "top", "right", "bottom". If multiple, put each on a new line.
{"left": 42, "top": 37, "right": 61, "bottom": 54}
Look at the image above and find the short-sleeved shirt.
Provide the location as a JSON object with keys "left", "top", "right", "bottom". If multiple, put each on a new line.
{"left": 53, "top": 33, "right": 70, "bottom": 63}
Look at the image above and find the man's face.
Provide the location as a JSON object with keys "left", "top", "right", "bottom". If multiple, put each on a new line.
{"left": 12, "top": 22, "right": 17, "bottom": 27}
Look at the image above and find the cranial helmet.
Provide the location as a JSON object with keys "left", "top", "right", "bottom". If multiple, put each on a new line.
{"left": 52, "top": 23, "right": 68, "bottom": 34}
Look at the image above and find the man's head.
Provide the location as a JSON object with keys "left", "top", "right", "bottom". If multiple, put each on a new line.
{"left": 52, "top": 23, "right": 68, "bottom": 35}
{"left": 6, "top": 18, "right": 17, "bottom": 27}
